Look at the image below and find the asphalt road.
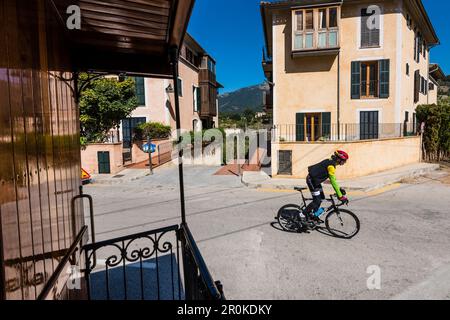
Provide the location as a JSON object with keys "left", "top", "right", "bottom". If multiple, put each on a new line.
{"left": 84, "top": 165, "right": 450, "bottom": 300}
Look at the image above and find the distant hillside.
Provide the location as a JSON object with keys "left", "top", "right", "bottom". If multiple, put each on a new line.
{"left": 219, "top": 83, "right": 269, "bottom": 114}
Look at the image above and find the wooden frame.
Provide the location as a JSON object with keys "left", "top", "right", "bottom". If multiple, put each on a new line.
{"left": 303, "top": 113, "right": 322, "bottom": 142}
{"left": 292, "top": 6, "right": 340, "bottom": 51}
{"left": 360, "top": 61, "right": 379, "bottom": 99}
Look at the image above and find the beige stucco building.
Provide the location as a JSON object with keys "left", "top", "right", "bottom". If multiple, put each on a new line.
{"left": 261, "top": 0, "right": 443, "bottom": 178}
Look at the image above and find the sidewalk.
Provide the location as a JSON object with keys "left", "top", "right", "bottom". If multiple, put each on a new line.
{"left": 90, "top": 168, "right": 151, "bottom": 185}
{"left": 242, "top": 163, "right": 441, "bottom": 192}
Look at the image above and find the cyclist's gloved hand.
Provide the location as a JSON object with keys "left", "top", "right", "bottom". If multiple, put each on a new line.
{"left": 339, "top": 196, "right": 349, "bottom": 205}
{"left": 340, "top": 188, "right": 347, "bottom": 196}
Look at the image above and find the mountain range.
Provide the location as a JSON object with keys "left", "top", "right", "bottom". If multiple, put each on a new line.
{"left": 218, "top": 83, "right": 269, "bottom": 114}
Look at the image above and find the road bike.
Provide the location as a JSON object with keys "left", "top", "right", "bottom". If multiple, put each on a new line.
{"left": 276, "top": 187, "right": 360, "bottom": 239}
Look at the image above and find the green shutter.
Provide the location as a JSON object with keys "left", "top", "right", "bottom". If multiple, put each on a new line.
{"left": 296, "top": 113, "right": 305, "bottom": 141}
{"left": 414, "top": 70, "right": 420, "bottom": 103}
{"left": 134, "top": 77, "right": 145, "bottom": 105}
{"left": 351, "top": 61, "right": 361, "bottom": 99}
{"left": 321, "top": 112, "right": 331, "bottom": 140}
{"left": 379, "top": 59, "right": 390, "bottom": 98}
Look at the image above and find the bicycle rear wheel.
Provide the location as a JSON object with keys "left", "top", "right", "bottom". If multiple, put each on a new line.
{"left": 325, "top": 209, "right": 360, "bottom": 239}
{"left": 277, "top": 204, "right": 302, "bottom": 232}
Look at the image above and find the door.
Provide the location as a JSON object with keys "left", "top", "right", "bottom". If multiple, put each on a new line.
{"left": 98, "top": 151, "right": 111, "bottom": 174}
{"left": 278, "top": 150, "right": 292, "bottom": 175}
{"left": 360, "top": 111, "right": 379, "bottom": 140}
{"left": 122, "top": 117, "right": 146, "bottom": 163}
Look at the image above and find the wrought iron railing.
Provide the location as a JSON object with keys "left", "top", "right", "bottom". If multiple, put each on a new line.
{"left": 82, "top": 224, "right": 224, "bottom": 300}
{"left": 274, "top": 123, "right": 418, "bottom": 143}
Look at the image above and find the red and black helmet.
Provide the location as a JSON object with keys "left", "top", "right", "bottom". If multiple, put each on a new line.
{"left": 334, "top": 150, "right": 349, "bottom": 161}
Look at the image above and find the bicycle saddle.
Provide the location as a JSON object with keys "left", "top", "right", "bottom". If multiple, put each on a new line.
{"left": 294, "top": 187, "right": 307, "bottom": 192}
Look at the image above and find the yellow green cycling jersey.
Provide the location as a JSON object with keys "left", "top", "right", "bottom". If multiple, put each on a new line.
{"left": 327, "top": 165, "right": 343, "bottom": 198}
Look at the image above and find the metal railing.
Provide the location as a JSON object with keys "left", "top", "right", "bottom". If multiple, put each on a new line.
{"left": 274, "top": 123, "right": 418, "bottom": 143}
{"left": 361, "top": 80, "right": 379, "bottom": 97}
{"left": 82, "top": 224, "right": 224, "bottom": 300}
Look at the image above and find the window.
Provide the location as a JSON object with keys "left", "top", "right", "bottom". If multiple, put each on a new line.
{"left": 420, "top": 76, "right": 427, "bottom": 94}
{"left": 134, "top": 77, "right": 145, "bottom": 106}
{"left": 360, "top": 111, "right": 379, "bottom": 140}
{"left": 415, "top": 32, "right": 422, "bottom": 63}
{"left": 193, "top": 86, "right": 201, "bottom": 112}
{"left": 177, "top": 78, "right": 183, "bottom": 97}
{"left": 351, "top": 60, "right": 389, "bottom": 99}
{"left": 429, "top": 82, "right": 435, "bottom": 91}
{"left": 361, "top": 61, "right": 379, "bottom": 98}
{"left": 185, "top": 47, "right": 197, "bottom": 66}
{"left": 207, "top": 59, "right": 216, "bottom": 74}
{"left": 293, "top": 7, "right": 339, "bottom": 51}
{"left": 406, "top": 63, "right": 410, "bottom": 76}
{"left": 296, "top": 112, "right": 331, "bottom": 142}
{"left": 407, "top": 14, "right": 412, "bottom": 29}
{"left": 361, "top": 8, "right": 380, "bottom": 48}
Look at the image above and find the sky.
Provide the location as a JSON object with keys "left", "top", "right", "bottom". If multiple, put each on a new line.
{"left": 187, "top": 0, "right": 450, "bottom": 93}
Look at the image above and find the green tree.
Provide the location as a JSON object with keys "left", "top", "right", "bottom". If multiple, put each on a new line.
{"left": 416, "top": 102, "right": 450, "bottom": 161}
{"left": 79, "top": 73, "right": 138, "bottom": 142}
{"left": 134, "top": 122, "right": 172, "bottom": 140}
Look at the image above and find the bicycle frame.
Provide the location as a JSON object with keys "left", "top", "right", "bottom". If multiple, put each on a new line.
{"left": 297, "top": 189, "right": 345, "bottom": 213}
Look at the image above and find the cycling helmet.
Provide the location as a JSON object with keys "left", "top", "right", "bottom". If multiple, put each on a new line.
{"left": 334, "top": 150, "right": 349, "bottom": 161}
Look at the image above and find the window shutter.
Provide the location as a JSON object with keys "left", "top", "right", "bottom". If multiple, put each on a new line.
{"left": 134, "top": 77, "right": 146, "bottom": 105}
{"left": 414, "top": 70, "right": 420, "bottom": 103}
{"left": 321, "top": 112, "right": 331, "bottom": 139}
{"left": 351, "top": 61, "right": 361, "bottom": 99}
{"left": 296, "top": 113, "right": 305, "bottom": 141}
{"left": 379, "top": 59, "right": 390, "bottom": 98}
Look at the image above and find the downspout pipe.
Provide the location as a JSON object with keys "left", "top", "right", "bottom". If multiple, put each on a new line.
{"left": 170, "top": 46, "right": 187, "bottom": 226}
{"left": 337, "top": 52, "right": 341, "bottom": 139}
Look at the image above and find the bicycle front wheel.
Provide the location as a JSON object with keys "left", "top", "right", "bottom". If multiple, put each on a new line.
{"left": 325, "top": 209, "right": 360, "bottom": 239}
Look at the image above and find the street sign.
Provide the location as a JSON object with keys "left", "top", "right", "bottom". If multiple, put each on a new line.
{"left": 143, "top": 143, "right": 156, "bottom": 154}
{"left": 81, "top": 168, "right": 91, "bottom": 181}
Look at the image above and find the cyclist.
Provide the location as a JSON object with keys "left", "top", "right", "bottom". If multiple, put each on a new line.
{"left": 304, "top": 150, "right": 349, "bottom": 222}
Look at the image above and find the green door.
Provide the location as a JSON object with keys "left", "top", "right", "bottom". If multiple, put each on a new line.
{"left": 98, "top": 151, "right": 111, "bottom": 174}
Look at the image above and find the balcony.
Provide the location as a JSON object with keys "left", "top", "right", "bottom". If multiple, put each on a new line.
{"left": 361, "top": 80, "right": 379, "bottom": 98}
{"left": 274, "top": 123, "right": 418, "bottom": 143}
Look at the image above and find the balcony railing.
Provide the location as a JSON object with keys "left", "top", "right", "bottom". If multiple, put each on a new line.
{"left": 82, "top": 224, "right": 224, "bottom": 300}
{"left": 361, "top": 80, "right": 379, "bottom": 98}
{"left": 273, "top": 123, "right": 418, "bottom": 143}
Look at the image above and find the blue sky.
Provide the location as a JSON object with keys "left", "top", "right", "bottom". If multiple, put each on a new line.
{"left": 188, "top": 0, "right": 449, "bottom": 93}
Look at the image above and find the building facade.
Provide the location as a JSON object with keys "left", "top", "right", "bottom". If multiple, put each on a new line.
{"left": 261, "top": 0, "right": 442, "bottom": 178}
{"left": 122, "top": 34, "right": 222, "bottom": 147}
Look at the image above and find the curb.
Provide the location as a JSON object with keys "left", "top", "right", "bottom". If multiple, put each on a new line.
{"left": 242, "top": 164, "right": 440, "bottom": 193}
